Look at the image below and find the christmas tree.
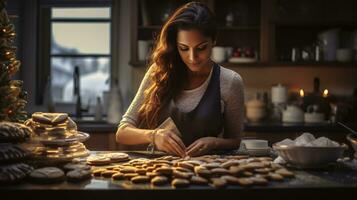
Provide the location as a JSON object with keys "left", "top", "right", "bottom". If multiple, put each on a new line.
{"left": 0, "top": 0, "right": 27, "bottom": 122}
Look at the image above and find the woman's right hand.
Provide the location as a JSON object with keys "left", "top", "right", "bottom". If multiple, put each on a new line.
{"left": 154, "top": 129, "right": 186, "bottom": 157}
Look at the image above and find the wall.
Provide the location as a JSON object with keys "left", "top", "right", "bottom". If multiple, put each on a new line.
{"left": 130, "top": 66, "right": 357, "bottom": 105}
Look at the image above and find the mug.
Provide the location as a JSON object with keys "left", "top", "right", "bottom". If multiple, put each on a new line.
{"left": 211, "top": 46, "right": 226, "bottom": 63}
{"left": 240, "top": 139, "right": 269, "bottom": 150}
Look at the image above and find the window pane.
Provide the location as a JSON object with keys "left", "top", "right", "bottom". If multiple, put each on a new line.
{"left": 52, "top": 8, "right": 110, "bottom": 19}
{"left": 51, "top": 57, "right": 110, "bottom": 106}
{"left": 51, "top": 22, "right": 110, "bottom": 54}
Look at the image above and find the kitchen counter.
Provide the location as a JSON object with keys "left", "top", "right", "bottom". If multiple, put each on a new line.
{"left": 75, "top": 120, "right": 357, "bottom": 133}
{"left": 2, "top": 152, "right": 357, "bottom": 200}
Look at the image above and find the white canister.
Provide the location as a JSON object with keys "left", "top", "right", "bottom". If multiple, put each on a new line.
{"left": 138, "top": 40, "right": 150, "bottom": 61}
{"left": 211, "top": 46, "right": 226, "bottom": 63}
{"left": 318, "top": 29, "right": 340, "bottom": 61}
{"left": 271, "top": 84, "right": 287, "bottom": 105}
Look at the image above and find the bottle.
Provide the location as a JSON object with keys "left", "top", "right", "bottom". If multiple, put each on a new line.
{"left": 226, "top": 11, "right": 234, "bottom": 26}
{"left": 106, "top": 78, "right": 123, "bottom": 124}
{"left": 95, "top": 96, "right": 103, "bottom": 121}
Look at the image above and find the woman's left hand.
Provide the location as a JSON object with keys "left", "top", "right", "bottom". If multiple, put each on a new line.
{"left": 186, "top": 137, "right": 217, "bottom": 157}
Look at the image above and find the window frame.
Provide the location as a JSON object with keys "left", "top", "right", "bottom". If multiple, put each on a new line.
{"left": 37, "top": 1, "right": 114, "bottom": 116}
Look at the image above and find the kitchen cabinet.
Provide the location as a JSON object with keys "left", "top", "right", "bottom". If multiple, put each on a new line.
{"left": 130, "top": 0, "right": 263, "bottom": 67}
{"left": 130, "top": 0, "right": 357, "bottom": 68}
{"left": 273, "top": 0, "right": 357, "bottom": 65}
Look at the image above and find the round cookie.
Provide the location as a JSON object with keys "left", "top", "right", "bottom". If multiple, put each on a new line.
{"left": 151, "top": 176, "right": 168, "bottom": 186}
{"left": 63, "top": 163, "right": 91, "bottom": 172}
{"left": 0, "top": 163, "right": 34, "bottom": 185}
{"left": 0, "top": 122, "right": 32, "bottom": 143}
{"left": 87, "top": 155, "right": 111, "bottom": 166}
{"left": 108, "top": 152, "right": 130, "bottom": 162}
{"left": 171, "top": 178, "right": 190, "bottom": 188}
{"left": 66, "top": 169, "right": 91, "bottom": 182}
{"left": 0, "top": 144, "right": 30, "bottom": 164}
{"left": 29, "top": 167, "right": 65, "bottom": 184}
{"left": 32, "top": 112, "right": 68, "bottom": 125}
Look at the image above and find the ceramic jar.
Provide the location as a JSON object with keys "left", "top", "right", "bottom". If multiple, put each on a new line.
{"left": 246, "top": 99, "right": 266, "bottom": 122}
{"left": 282, "top": 105, "right": 304, "bottom": 123}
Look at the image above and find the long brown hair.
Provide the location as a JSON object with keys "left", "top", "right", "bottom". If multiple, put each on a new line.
{"left": 137, "top": 2, "right": 217, "bottom": 129}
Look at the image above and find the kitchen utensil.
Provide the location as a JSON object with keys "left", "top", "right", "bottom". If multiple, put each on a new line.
{"left": 336, "top": 48, "right": 354, "bottom": 62}
{"left": 245, "top": 99, "right": 266, "bottom": 122}
{"left": 271, "top": 84, "right": 287, "bottom": 105}
{"left": 282, "top": 105, "right": 304, "bottom": 123}
{"left": 239, "top": 139, "right": 271, "bottom": 156}
{"left": 318, "top": 29, "right": 340, "bottom": 61}
{"left": 338, "top": 122, "right": 357, "bottom": 137}
{"left": 211, "top": 46, "right": 226, "bottom": 63}
{"left": 273, "top": 143, "right": 347, "bottom": 168}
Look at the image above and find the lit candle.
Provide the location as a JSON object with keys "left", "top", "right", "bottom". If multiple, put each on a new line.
{"left": 323, "top": 89, "right": 328, "bottom": 98}
{"left": 299, "top": 89, "right": 304, "bottom": 98}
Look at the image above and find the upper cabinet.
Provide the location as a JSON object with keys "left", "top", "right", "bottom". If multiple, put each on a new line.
{"left": 130, "top": 0, "right": 357, "bottom": 67}
{"left": 273, "top": 0, "right": 357, "bottom": 66}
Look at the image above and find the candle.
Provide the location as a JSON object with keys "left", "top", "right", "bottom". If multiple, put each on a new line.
{"left": 323, "top": 89, "right": 328, "bottom": 98}
{"left": 299, "top": 89, "right": 304, "bottom": 98}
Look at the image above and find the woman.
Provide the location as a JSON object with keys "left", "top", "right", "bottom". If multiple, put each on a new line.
{"left": 116, "top": 2, "right": 244, "bottom": 157}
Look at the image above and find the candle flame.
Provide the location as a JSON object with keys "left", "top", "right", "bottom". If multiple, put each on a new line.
{"left": 323, "top": 89, "right": 328, "bottom": 97}
{"left": 299, "top": 89, "right": 304, "bottom": 97}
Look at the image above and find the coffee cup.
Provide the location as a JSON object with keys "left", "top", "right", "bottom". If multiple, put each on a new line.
{"left": 240, "top": 139, "right": 269, "bottom": 150}
{"left": 211, "top": 46, "right": 226, "bottom": 63}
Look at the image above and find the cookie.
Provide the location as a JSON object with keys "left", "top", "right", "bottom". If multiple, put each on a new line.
{"left": 131, "top": 175, "right": 150, "bottom": 183}
{"left": 237, "top": 177, "right": 254, "bottom": 186}
{"left": 0, "top": 144, "right": 30, "bottom": 163}
{"left": 66, "top": 169, "right": 91, "bottom": 182}
{"left": 190, "top": 176, "right": 208, "bottom": 185}
{"left": 250, "top": 176, "right": 268, "bottom": 185}
{"left": 211, "top": 168, "right": 230, "bottom": 176}
{"left": 171, "top": 178, "right": 190, "bottom": 188}
{"left": 210, "top": 178, "right": 227, "bottom": 189}
{"left": 29, "top": 167, "right": 65, "bottom": 183}
{"left": 275, "top": 168, "right": 295, "bottom": 178}
{"left": 194, "top": 166, "right": 211, "bottom": 178}
{"left": 108, "top": 152, "right": 130, "bottom": 162}
{"left": 92, "top": 168, "right": 106, "bottom": 177}
{"left": 154, "top": 166, "right": 173, "bottom": 176}
{"left": 221, "top": 160, "right": 240, "bottom": 169}
{"left": 267, "top": 173, "right": 284, "bottom": 181}
{"left": 112, "top": 172, "right": 126, "bottom": 180}
{"left": 32, "top": 112, "right": 68, "bottom": 125}
{"left": 0, "top": 122, "right": 32, "bottom": 143}
{"left": 173, "top": 170, "right": 192, "bottom": 179}
{"left": 220, "top": 175, "right": 240, "bottom": 185}
{"left": 87, "top": 155, "right": 111, "bottom": 166}
{"left": 0, "top": 163, "right": 34, "bottom": 184}
{"left": 101, "top": 170, "right": 117, "bottom": 178}
{"left": 151, "top": 176, "right": 168, "bottom": 186}
{"left": 63, "top": 163, "right": 91, "bottom": 172}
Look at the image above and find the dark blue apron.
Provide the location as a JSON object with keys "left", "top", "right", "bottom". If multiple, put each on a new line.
{"left": 160, "top": 63, "right": 223, "bottom": 146}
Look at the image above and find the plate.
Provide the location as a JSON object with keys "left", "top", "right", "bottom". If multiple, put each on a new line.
{"left": 246, "top": 148, "right": 272, "bottom": 156}
{"left": 228, "top": 57, "right": 257, "bottom": 63}
{"left": 32, "top": 131, "right": 90, "bottom": 146}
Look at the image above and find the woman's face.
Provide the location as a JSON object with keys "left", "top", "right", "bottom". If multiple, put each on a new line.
{"left": 177, "top": 29, "right": 215, "bottom": 73}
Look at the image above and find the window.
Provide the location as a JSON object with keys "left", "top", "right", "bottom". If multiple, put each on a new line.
{"left": 50, "top": 7, "right": 111, "bottom": 109}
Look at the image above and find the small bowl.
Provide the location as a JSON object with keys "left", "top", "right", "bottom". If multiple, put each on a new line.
{"left": 273, "top": 143, "right": 347, "bottom": 168}
{"left": 347, "top": 134, "right": 357, "bottom": 156}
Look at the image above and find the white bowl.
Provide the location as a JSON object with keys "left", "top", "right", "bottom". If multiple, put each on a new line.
{"left": 273, "top": 143, "right": 347, "bottom": 168}
{"left": 241, "top": 139, "right": 269, "bottom": 149}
